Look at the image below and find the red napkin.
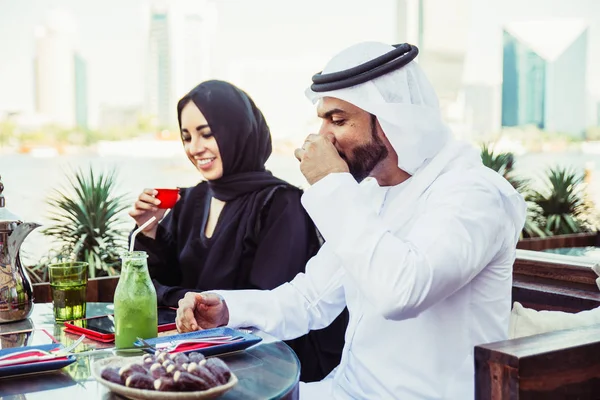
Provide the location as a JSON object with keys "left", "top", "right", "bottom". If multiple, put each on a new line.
{"left": 167, "top": 342, "right": 216, "bottom": 354}
{"left": 0, "top": 350, "right": 68, "bottom": 367}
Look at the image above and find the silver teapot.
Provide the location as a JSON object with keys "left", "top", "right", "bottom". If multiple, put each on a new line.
{"left": 0, "top": 175, "right": 41, "bottom": 323}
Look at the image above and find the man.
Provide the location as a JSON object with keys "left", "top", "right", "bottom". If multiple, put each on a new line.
{"left": 176, "top": 42, "right": 527, "bottom": 399}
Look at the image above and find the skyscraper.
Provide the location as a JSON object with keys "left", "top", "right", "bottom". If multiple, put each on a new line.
{"left": 395, "top": 0, "right": 423, "bottom": 49}
{"left": 147, "top": 8, "right": 172, "bottom": 129}
{"left": 33, "top": 10, "right": 88, "bottom": 129}
{"left": 395, "top": 0, "right": 469, "bottom": 127}
{"left": 146, "top": 0, "right": 217, "bottom": 129}
{"left": 74, "top": 53, "right": 88, "bottom": 130}
{"left": 501, "top": 20, "right": 588, "bottom": 136}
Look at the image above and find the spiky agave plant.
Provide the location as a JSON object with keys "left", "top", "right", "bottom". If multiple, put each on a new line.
{"left": 480, "top": 144, "right": 528, "bottom": 193}
{"left": 521, "top": 200, "right": 547, "bottom": 239}
{"left": 480, "top": 143, "right": 544, "bottom": 238}
{"left": 480, "top": 144, "right": 513, "bottom": 176}
{"left": 41, "top": 167, "right": 129, "bottom": 277}
{"left": 527, "top": 167, "right": 594, "bottom": 236}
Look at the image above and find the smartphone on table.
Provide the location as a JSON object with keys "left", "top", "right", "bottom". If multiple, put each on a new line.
{"left": 63, "top": 307, "right": 177, "bottom": 342}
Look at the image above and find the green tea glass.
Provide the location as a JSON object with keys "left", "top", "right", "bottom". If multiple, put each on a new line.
{"left": 48, "top": 262, "right": 88, "bottom": 322}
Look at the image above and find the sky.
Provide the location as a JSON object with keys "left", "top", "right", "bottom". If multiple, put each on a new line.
{"left": 1, "top": 0, "right": 599, "bottom": 134}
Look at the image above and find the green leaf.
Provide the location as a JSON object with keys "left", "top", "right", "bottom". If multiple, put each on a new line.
{"left": 38, "top": 167, "right": 129, "bottom": 279}
{"left": 525, "top": 165, "right": 600, "bottom": 235}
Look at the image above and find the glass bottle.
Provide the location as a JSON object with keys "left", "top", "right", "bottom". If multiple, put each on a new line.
{"left": 114, "top": 251, "right": 157, "bottom": 348}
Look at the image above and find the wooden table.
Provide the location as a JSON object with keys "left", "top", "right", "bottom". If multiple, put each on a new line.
{"left": 0, "top": 303, "right": 300, "bottom": 399}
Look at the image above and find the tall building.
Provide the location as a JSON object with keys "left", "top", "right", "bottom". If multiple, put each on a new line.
{"left": 33, "top": 10, "right": 88, "bottom": 129}
{"left": 395, "top": 0, "right": 469, "bottom": 126}
{"left": 146, "top": 0, "right": 217, "bottom": 129}
{"left": 172, "top": 0, "right": 217, "bottom": 99}
{"left": 74, "top": 53, "right": 88, "bottom": 129}
{"left": 395, "top": 0, "right": 424, "bottom": 49}
{"left": 501, "top": 20, "right": 588, "bottom": 136}
{"left": 147, "top": 8, "right": 172, "bottom": 129}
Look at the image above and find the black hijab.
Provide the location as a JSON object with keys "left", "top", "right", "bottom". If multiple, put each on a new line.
{"left": 177, "top": 80, "right": 289, "bottom": 201}
{"left": 172, "top": 80, "right": 306, "bottom": 289}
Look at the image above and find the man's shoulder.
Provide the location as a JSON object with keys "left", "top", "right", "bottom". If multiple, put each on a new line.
{"left": 425, "top": 166, "right": 505, "bottom": 205}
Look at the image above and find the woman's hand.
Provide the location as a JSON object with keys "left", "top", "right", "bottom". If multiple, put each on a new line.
{"left": 176, "top": 292, "right": 230, "bottom": 332}
{"left": 128, "top": 188, "right": 168, "bottom": 239}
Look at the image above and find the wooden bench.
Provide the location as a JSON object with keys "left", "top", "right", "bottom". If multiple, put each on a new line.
{"left": 32, "top": 276, "right": 119, "bottom": 303}
{"left": 476, "top": 250, "right": 600, "bottom": 399}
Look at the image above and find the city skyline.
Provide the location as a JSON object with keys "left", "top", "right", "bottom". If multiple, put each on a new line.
{"left": 1, "top": 0, "right": 600, "bottom": 139}
{"left": 0, "top": 0, "right": 396, "bottom": 122}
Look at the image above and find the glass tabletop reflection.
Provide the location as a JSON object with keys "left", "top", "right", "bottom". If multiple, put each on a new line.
{"left": 0, "top": 303, "right": 300, "bottom": 400}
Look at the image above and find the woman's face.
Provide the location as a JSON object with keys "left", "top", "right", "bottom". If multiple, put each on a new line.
{"left": 180, "top": 101, "right": 224, "bottom": 180}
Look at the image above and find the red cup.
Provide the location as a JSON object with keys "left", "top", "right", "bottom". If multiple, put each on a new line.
{"left": 155, "top": 188, "right": 180, "bottom": 209}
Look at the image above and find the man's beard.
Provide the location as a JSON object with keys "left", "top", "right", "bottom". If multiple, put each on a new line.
{"left": 340, "top": 115, "right": 389, "bottom": 182}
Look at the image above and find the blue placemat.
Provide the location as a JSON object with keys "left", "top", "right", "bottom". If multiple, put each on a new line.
{"left": 0, "top": 344, "right": 76, "bottom": 378}
{"left": 134, "top": 327, "right": 262, "bottom": 356}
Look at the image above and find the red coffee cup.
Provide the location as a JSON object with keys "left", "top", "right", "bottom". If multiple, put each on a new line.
{"left": 155, "top": 188, "right": 180, "bottom": 209}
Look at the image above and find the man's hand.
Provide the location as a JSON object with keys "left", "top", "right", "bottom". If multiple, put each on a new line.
{"left": 294, "top": 133, "right": 349, "bottom": 185}
{"left": 176, "top": 292, "right": 230, "bottom": 332}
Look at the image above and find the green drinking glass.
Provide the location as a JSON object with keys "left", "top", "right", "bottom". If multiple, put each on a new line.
{"left": 48, "top": 261, "right": 88, "bottom": 322}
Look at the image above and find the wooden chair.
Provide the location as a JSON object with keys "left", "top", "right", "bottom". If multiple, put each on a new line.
{"left": 512, "top": 249, "right": 600, "bottom": 312}
{"left": 475, "top": 250, "right": 600, "bottom": 399}
{"left": 475, "top": 325, "right": 600, "bottom": 399}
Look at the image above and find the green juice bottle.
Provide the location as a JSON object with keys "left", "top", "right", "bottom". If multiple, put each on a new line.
{"left": 114, "top": 251, "right": 158, "bottom": 349}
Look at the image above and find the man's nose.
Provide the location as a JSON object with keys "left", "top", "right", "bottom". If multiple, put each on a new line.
{"left": 317, "top": 122, "right": 330, "bottom": 137}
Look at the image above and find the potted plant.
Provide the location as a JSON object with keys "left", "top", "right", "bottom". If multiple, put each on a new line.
{"left": 38, "top": 167, "right": 129, "bottom": 278}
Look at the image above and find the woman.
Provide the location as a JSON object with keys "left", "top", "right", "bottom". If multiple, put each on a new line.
{"left": 129, "top": 80, "right": 347, "bottom": 382}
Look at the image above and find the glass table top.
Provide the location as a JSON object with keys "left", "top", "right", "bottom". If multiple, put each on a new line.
{"left": 0, "top": 303, "right": 300, "bottom": 399}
